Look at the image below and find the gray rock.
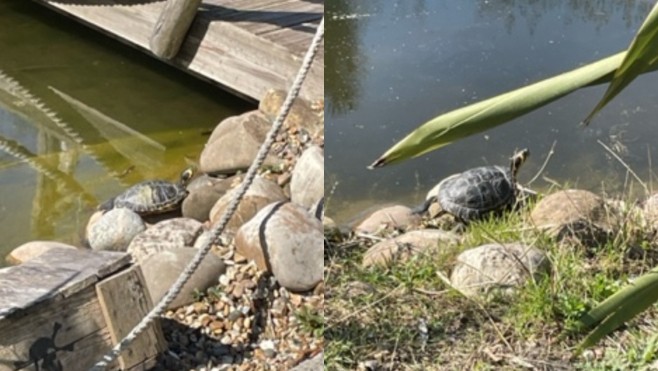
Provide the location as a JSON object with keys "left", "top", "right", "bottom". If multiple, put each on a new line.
{"left": 363, "top": 229, "right": 460, "bottom": 268}
{"left": 185, "top": 174, "right": 227, "bottom": 193}
{"left": 140, "top": 247, "right": 226, "bottom": 309}
{"left": 88, "top": 208, "right": 146, "bottom": 251}
{"left": 290, "top": 146, "right": 323, "bottom": 209}
{"left": 290, "top": 352, "right": 323, "bottom": 371}
{"left": 199, "top": 111, "right": 281, "bottom": 175}
{"left": 182, "top": 175, "right": 241, "bottom": 222}
{"left": 450, "top": 243, "right": 550, "bottom": 297}
{"left": 127, "top": 218, "right": 205, "bottom": 263}
{"left": 530, "top": 189, "right": 616, "bottom": 246}
{"left": 209, "top": 175, "right": 287, "bottom": 234}
{"left": 6, "top": 241, "right": 77, "bottom": 265}
{"left": 354, "top": 205, "right": 421, "bottom": 235}
{"left": 235, "top": 202, "right": 323, "bottom": 292}
{"left": 85, "top": 210, "right": 104, "bottom": 241}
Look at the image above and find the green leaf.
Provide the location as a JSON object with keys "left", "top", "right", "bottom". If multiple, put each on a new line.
{"left": 369, "top": 52, "right": 625, "bottom": 169}
{"left": 582, "top": 2, "right": 658, "bottom": 125}
{"left": 579, "top": 268, "right": 658, "bottom": 329}
{"left": 576, "top": 273, "right": 658, "bottom": 353}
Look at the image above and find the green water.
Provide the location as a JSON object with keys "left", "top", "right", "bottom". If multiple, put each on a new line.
{"left": 0, "top": 1, "right": 254, "bottom": 264}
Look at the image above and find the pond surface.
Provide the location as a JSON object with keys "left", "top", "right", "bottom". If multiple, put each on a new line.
{"left": 0, "top": 1, "right": 253, "bottom": 264}
{"left": 326, "top": 0, "right": 658, "bottom": 224}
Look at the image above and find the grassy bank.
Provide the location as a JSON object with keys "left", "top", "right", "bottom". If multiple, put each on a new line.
{"left": 325, "top": 192, "right": 658, "bottom": 370}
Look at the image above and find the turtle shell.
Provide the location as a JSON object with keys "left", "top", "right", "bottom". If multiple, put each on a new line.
{"left": 105, "top": 180, "right": 188, "bottom": 215}
{"left": 437, "top": 165, "right": 516, "bottom": 222}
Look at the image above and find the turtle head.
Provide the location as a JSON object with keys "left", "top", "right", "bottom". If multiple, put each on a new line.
{"left": 179, "top": 167, "right": 196, "bottom": 186}
{"left": 510, "top": 148, "right": 529, "bottom": 177}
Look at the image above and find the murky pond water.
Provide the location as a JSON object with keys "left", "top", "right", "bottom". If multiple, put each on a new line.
{"left": 0, "top": 1, "right": 253, "bottom": 264}
{"left": 326, "top": 0, "right": 658, "bottom": 224}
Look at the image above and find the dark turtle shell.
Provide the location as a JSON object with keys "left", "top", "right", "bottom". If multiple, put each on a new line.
{"left": 100, "top": 180, "right": 188, "bottom": 215}
{"left": 437, "top": 165, "right": 516, "bottom": 222}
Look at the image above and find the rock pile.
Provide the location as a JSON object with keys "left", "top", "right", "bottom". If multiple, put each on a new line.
{"left": 341, "top": 188, "right": 652, "bottom": 298}
{"left": 4, "top": 90, "right": 324, "bottom": 369}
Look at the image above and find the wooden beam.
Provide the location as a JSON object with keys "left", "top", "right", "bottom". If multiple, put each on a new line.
{"left": 150, "top": 0, "right": 203, "bottom": 59}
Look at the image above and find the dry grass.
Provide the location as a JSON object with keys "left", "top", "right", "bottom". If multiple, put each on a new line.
{"left": 325, "top": 192, "right": 658, "bottom": 370}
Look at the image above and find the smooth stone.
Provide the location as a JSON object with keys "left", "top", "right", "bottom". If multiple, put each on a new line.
{"left": 450, "top": 243, "right": 550, "bottom": 297}
{"left": 362, "top": 229, "right": 460, "bottom": 268}
{"left": 290, "top": 146, "right": 323, "bottom": 209}
{"left": 185, "top": 174, "right": 228, "bottom": 193}
{"left": 182, "top": 175, "right": 241, "bottom": 222}
{"left": 6, "top": 241, "right": 77, "bottom": 265}
{"left": 530, "top": 189, "right": 616, "bottom": 245}
{"left": 235, "top": 202, "right": 322, "bottom": 291}
{"left": 209, "top": 175, "right": 287, "bottom": 234}
{"left": 259, "top": 89, "right": 322, "bottom": 133}
{"left": 354, "top": 205, "right": 421, "bottom": 235}
{"left": 85, "top": 210, "right": 104, "bottom": 242}
{"left": 127, "top": 218, "right": 204, "bottom": 263}
{"left": 88, "top": 208, "right": 146, "bottom": 252}
{"left": 141, "top": 247, "right": 226, "bottom": 309}
{"left": 199, "top": 111, "right": 281, "bottom": 175}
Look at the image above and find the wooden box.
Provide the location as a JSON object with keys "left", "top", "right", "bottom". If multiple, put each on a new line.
{"left": 0, "top": 248, "right": 165, "bottom": 370}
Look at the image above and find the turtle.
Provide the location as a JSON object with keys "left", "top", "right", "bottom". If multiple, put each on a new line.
{"left": 413, "top": 149, "right": 529, "bottom": 223}
{"left": 99, "top": 168, "right": 194, "bottom": 216}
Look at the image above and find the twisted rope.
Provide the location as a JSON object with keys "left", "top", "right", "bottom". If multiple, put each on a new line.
{"left": 89, "top": 17, "right": 324, "bottom": 370}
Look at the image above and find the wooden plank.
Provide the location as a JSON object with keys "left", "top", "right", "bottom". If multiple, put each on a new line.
{"left": 35, "top": 0, "right": 323, "bottom": 101}
{"left": 0, "top": 248, "right": 130, "bottom": 319}
{"left": 150, "top": 0, "right": 203, "bottom": 59}
{"left": 0, "top": 287, "right": 121, "bottom": 371}
{"left": 96, "top": 265, "right": 165, "bottom": 370}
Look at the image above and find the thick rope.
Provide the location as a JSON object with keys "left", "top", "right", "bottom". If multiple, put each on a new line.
{"left": 89, "top": 17, "right": 324, "bottom": 370}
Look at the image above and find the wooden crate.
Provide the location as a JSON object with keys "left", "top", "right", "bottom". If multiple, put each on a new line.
{"left": 0, "top": 248, "right": 165, "bottom": 371}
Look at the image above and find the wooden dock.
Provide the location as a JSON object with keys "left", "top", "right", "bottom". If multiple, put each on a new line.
{"left": 34, "top": 0, "right": 324, "bottom": 102}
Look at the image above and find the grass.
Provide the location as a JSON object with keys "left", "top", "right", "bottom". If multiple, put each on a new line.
{"left": 324, "top": 190, "right": 658, "bottom": 370}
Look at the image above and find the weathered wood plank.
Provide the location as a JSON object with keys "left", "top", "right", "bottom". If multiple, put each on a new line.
{"left": 96, "top": 265, "right": 165, "bottom": 370}
{"left": 0, "top": 287, "right": 121, "bottom": 371}
{"left": 35, "top": 0, "right": 323, "bottom": 101}
{"left": 150, "top": 0, "right": 203, "bottom": 59}
{"left": 0, "top": 248, "right": 130, "bottom": 319}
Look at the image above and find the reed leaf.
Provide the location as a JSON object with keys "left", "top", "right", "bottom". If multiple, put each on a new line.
{"left": 582, "top": 2, "right": 658, "bottom": 125}
{"left": 577, "top": 273, "right": 658, "bottom": 353}
{"left": 369, "top": 52, "right": 624, "bottom": 168}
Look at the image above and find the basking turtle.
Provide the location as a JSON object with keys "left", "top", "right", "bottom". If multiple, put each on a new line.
{"left": 99, "top": 168, "right": 194, "bottom": 216}
{"left": 413, "top": 149, "right": 529, "bottom": 223}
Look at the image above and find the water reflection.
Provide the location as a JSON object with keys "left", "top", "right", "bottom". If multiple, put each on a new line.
{"left": 0, "top": 0, "right": 253, "bottom": 262}
{"left": 325, "top": 0, "right": 658, "bottom": 224}
{"left": 325, "top": 0, "right": 369, "bottom": 115}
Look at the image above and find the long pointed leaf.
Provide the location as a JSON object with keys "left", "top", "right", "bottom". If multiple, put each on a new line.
{"left": 583, "top": 2, "right": 658, "bottom": 125}
{"left": 577, "top": 277, "right": 658, "bottom": 352}
{"left": 369, "top": 52, "right": 625, "bottom": 168}
{"left": 579, "top": 269, "right": 658, "bottom": 328}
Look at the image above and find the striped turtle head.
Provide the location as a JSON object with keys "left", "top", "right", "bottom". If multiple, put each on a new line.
{"left": 510, "top": 148, "right": 529, "bottom": 178}
{"left": 179, "top": 167, "right": 196, "bottom": 186}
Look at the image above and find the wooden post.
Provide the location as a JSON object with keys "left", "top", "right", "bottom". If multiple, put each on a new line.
{"left": 0, "top": 248, "right": 165, "bottom": 371}
{"left": 149, "top": 0, "right": 203, "bottom": 59}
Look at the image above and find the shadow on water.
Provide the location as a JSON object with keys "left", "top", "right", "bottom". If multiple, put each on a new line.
{"left": 325, "top": 0, "right": 658, "bottom": 224}
{"left": 0, "top": 0, "right": 254, "bottom": 264}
